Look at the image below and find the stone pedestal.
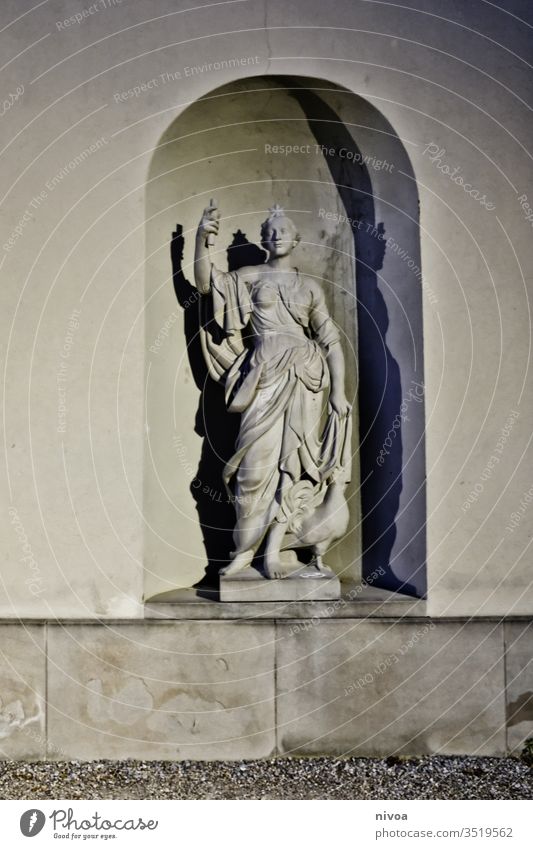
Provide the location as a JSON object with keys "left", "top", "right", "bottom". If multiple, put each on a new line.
{"left": 219, "top": 566, "right": 341, "bottom": 602}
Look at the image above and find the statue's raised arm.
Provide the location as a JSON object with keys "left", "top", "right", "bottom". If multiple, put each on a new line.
{"left": 194, "top": 199, "right": 220, "bottom": 294}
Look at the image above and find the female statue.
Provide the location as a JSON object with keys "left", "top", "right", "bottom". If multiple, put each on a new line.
{"left": 194, "top": 202, "right": 352, "bottom": 579}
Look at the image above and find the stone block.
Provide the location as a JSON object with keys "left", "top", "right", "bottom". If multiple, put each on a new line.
{"left": 0, "top": 625, "right": 46, "bottom": 759}
{"left": 47, "top": 623, "right": 275, "bottom": 760}
{"left": 220, "top": 567, "right": 341, "bottom": 602}
{"left": 505, "top": 621, "right": 533, "bottom": 753}
{"left": 276, "top": 620, "right": 506, "bottom": 756}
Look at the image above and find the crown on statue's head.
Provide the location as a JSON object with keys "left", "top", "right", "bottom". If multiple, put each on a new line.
{"left": 260, "top": 204, "right": 300, "bottom": 244}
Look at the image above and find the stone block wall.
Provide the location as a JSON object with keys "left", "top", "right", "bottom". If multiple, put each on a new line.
{"left": 1, "top": 610, "right": 531, "bottom": 760}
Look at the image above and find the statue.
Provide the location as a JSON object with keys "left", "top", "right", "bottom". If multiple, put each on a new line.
{"left": 194, "top": 201, "right": 352, "bottom": 580}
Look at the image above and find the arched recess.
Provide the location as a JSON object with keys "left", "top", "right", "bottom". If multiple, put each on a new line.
{"left": 144, "top": 75, "right": 426, "bottom": 601}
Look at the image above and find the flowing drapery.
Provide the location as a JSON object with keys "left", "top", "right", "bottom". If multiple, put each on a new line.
{"left": 199, "top": 266, "right": 351, "bottom": 552}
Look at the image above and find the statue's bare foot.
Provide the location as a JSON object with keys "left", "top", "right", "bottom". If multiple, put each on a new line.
{"left": 263, "top": 555, "right": 284, "bottom": 580}
{"left": 263, "top": 552, "right": 298, "bottom": 580}
{"left": 220, "top": 549, "right": 254, "bottom": 577}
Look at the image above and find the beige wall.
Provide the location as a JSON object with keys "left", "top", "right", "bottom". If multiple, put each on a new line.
{"left": 0, "top": 0, "right": 532, "bottom": 616}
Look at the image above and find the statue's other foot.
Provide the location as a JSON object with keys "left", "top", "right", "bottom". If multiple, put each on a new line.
{"left": 220, "top": 549, "right": 254, "bottom": 577}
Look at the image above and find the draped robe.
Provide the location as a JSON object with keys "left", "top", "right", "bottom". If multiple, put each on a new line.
{"left": 200, "top": 265, "right": 352, "bottom": 554}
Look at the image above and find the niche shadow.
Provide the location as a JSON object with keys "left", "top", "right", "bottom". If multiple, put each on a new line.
{"left": 170, "top": 226, "right": 266, "bottom": 597}
{"left": 286, "top": 82, "right": 420, "bottom": 597}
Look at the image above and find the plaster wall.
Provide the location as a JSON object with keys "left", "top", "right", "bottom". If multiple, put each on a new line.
{"left": 0, "top": 0, "right": 531, "bottom": 617}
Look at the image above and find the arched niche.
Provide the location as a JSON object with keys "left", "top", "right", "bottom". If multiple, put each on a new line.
{"left": 144, "top": 75, "right": 426, "bottom": 600}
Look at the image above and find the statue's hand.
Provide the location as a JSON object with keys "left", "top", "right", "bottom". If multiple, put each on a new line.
{"left": 329, "top": 390, "right": 351, "bottom": 418}
{"left": 198, "top": 200, "right": 220, "bottom": 243}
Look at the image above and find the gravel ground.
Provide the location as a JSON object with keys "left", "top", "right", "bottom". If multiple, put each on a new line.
{"left": 0, "top": 756, "right": 531, "bottom": 799}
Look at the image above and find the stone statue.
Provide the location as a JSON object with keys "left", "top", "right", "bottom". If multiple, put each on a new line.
{"left": 194, "top": 201, "right": 352, "bottom": 580}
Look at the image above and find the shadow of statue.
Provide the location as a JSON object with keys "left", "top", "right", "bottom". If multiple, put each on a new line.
{"left": 171, "top": 225, "right": 241, "bottom": 591}
{"left": 285, "top": 83, "right": 419, "bottom": 597}
{"left": 227, "top": 228, "right": 266, "bottom": 271}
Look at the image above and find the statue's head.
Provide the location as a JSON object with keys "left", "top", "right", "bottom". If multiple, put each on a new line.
{"left": 260, "top": 204, "right": 301, "bottom": 258}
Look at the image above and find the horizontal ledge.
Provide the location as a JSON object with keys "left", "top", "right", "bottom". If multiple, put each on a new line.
{"left": 143, "top": 584, "right": 426, "bottom": 619}
{"left": 0, "top": 615, "right": 531, "bottom": 624}
{"left": 1, "top": 590, "right": 531, "bottom": 624}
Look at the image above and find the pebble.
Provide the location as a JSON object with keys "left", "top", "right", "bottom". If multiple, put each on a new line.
{"left": 0, "top": 756, "right": 531, "bottom": 799}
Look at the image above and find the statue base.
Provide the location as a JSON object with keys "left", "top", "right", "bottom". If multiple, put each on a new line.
{"left": 219, "top": 566, "right": 341, "bottom": 602}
